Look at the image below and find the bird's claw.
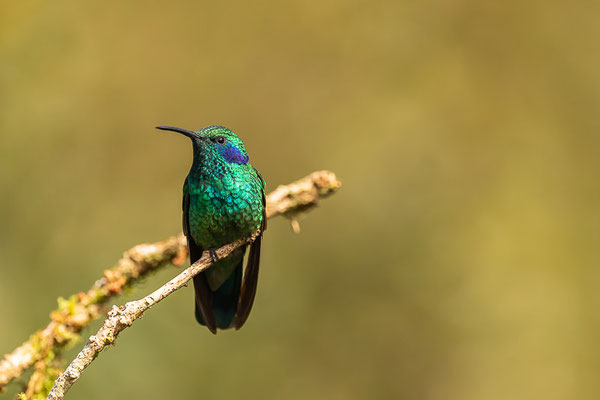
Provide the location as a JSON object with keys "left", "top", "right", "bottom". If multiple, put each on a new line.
{"left": 208, "top": 249, "right": 218, "bottom": 263}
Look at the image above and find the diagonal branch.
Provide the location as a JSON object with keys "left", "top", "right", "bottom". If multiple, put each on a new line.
{"left": 0, "top": 170, "right": 341, "bottom": 397}
{"left": 1, "top": 236, "right": 187, "bottom": 396}
{"left": 47, "top": 233, "right": 258, "bottom": 400}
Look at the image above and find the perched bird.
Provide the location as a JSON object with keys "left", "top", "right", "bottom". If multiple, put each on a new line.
{"left": 157, "top": 125, "right": 266, "bottom": 334}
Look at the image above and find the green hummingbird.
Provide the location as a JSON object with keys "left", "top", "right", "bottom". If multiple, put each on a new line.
{"left": 157, "top": 125, "right": 266, "bottom": 334}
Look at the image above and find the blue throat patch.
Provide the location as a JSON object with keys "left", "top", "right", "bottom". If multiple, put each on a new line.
{"left": 220, "top": 144, "right": 249, "bottom": 164}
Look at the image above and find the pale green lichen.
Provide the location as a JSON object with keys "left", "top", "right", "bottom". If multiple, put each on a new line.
{"left": 39, "top": 365, "right": 60, "bottom": 400}
{"left": 104, "top": 331, "right": 116, "bottom": 345}
{"left": 54, "top": 324, "right": 80, "bottom": 346}
{"left": 29, "top": 332, "right": 45, "bottom": 353}
{"left": 56, "top": 296, "right": 78, "bottom": 315}
{"left": 87, "top": 289, "right": 107, "bottom": 304}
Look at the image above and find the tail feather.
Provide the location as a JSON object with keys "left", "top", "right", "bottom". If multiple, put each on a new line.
{"left": 211, "top": 259, "right": 243, "bottom": 329}
{"left": 193, "top": 273, "right": 215, "bottom": 332}
{"left": 194, "top": 256, "right": 244, "bottom": 331}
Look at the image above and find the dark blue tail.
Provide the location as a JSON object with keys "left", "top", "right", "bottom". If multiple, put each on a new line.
{"left": 195, "top": 258, "right": 243, "bottom": 329}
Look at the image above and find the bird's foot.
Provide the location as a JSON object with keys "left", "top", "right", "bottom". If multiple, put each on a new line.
{"left": 208, "top": 249, "right": 218, "bottom": 263}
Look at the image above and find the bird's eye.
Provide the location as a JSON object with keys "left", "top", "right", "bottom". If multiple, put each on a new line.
{"left": 215, "top": 136, "right": 226, "bottom": 145}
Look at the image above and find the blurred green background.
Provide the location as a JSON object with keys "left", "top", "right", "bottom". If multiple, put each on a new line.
{"left": 1, "top": 0, "right": 599, "bottom": 399}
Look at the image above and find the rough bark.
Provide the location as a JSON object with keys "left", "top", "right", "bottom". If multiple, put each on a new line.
{"left": 0, "top": 170, "right": 341, "bottom": 399}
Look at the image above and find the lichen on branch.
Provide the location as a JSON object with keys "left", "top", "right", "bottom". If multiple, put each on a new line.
{"left": 0, "top": 170, "right": 341, "bottom": 399}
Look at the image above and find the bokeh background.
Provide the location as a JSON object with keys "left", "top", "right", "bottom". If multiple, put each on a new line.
{"left": 1, "top": 0, "right": 599, "bottom": 399}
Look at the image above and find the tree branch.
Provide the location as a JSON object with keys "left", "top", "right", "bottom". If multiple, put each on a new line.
{"left": 47, "top": 233, "right": 257, "bottom": 400}
{"left": 0, "top": 236, "right": 186, "bottom": 396}
{"left": 0, "top": 170, "right": 341, "bottom": 398}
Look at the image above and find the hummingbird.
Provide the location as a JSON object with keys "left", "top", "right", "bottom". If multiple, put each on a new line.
{"left": 157, "top": 125, "right": 266, "bottom": 334}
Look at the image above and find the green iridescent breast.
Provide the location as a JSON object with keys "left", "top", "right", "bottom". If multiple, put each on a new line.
{"left": 186, "top": 162, "right": 264, "bottom": 249}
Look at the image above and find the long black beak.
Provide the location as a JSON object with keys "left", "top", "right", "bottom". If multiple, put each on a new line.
{"left": 156, "top": 126, "right": 198, "bottom": 139}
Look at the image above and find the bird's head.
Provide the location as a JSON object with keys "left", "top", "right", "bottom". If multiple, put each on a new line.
{"left": 157, "top": 125, "right": 249, "bottom": 165}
